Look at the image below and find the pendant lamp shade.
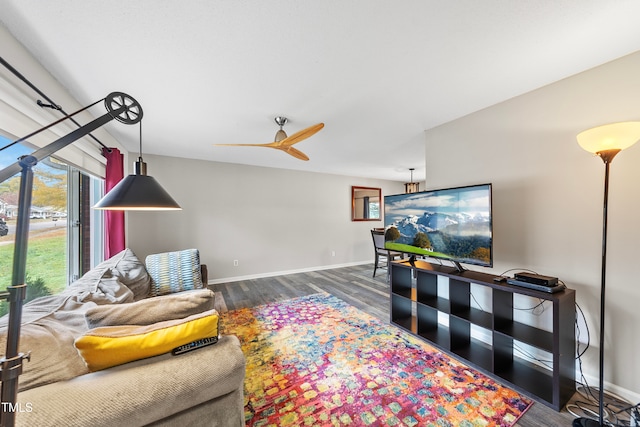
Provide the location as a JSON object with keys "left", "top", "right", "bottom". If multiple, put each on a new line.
{"left": 94, "top": 159, "right": 181, "bottom": 210}
{"left": 404, "top": 168, "right": 420, "bottom": 194}
{"left": 577, "top": 121, "right": 640, "bottom": 153}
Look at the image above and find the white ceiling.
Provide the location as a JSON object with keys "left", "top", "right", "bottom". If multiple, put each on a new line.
{"left": 2, "top": 1, "right": 640, "bottom": 182}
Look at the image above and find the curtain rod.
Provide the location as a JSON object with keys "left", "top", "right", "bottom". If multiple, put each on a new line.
{"left": 0, "top": 55, "right": 111, "bottom": 152}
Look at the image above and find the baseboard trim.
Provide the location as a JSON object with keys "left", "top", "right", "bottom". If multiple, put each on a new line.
{"left": 577, "top": 372, "right": 640, "bottom": 405}
{"left": 207, "top": 260, "right": 372, "bottom": 285}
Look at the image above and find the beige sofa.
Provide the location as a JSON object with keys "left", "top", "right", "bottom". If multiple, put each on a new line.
{"left": 17, "top": 335, "right": 245, "bottom": 426}
{"left": 0, "top": 249, "right": 246, "bottom": 427}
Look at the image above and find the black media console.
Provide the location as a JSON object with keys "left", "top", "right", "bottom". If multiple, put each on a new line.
{"left": 389, "top": 259, "right": 575, "bottom": 411}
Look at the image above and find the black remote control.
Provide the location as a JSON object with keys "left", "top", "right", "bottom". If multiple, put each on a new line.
{"left": 171, "top": 336, "right": 219, "bottom": 355}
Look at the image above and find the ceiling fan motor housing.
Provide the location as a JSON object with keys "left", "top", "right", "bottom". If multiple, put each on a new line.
{"left": 274, "top": 116, "right": 288, "bottom": 142}
{"left": 275, "top": 129, "right": 288, "bottom": 142}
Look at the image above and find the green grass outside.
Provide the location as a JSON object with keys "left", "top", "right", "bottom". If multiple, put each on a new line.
{"left": 0, "top": 229, "right": 67, "bottom": 294}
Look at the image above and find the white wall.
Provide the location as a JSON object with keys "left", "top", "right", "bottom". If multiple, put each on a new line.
{"left": 424, "top": 51, "right": 640, "bottom": 400}
{"left": 126, "top": 155, "right": 404, "bottom": 281}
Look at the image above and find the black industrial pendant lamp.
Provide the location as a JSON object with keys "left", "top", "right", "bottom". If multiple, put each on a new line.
{"left": 93, "top": 121, "right": 180, "bottom": 210}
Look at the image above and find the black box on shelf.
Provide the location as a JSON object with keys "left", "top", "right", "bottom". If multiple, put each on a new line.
{"left": 513, "top": 272, "right": 558, "bottom": 287}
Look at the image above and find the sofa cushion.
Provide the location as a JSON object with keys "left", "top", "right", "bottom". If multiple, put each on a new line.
{"left": 72, "top": 248, "right": 151, "bottom": 301}
{"left": 146, "top": 249, "right": 203, "bottom": 297}
{"left": 84, "top": 289, "right": 215, "bottom": 328}
{"left": 74, "top": 309, "right": 219, "bottom": 371}
{"left": 0, "top": 249, "right": 147, "bottom": 392}
{"left": 0, "top": 293, "right": 91, "bottom": 392}
{"left": 0, "top": 286, "right": 129, "bottom": 392}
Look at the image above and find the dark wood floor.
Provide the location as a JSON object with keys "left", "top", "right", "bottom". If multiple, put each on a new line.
{"left": 213, "top": 263, "right": 578, "bottom": 427}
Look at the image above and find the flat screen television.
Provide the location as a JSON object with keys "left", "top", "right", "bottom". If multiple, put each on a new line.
{"left": 384, "top": 183, "right": 493, "bottom": 270}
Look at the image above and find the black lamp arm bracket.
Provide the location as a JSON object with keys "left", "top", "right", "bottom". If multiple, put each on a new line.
{"left": 0, "top": 351, "right": 31, "bottom": 383}
{"left": 36, "top": 99, "right": 62, "bottom": 110}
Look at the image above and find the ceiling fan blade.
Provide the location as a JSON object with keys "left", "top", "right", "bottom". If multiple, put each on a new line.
{"left": 282, "top": 146, "right": 310, "bottom": 161}
{"left": 214, "top": 121, "right": 321, "bottom": 162}
{"left": 214, "top": 143, "right": 276, "bottom": 147}
{"left": 276, "top": 123, "right": 324, "bottom": 147}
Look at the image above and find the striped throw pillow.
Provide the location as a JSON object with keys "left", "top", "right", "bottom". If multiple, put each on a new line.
{"left": 145, "top": 249, "right": 204, "bottom": 297}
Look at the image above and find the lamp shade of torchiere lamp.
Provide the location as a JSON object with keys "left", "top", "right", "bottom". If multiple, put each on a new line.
{"left": 572, "top": 121, "right": 640, "bottom": 427}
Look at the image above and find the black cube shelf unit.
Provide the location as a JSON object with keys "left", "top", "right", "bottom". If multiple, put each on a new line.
{"left": 390, "top": 259, "right": 575, "bottom": 411}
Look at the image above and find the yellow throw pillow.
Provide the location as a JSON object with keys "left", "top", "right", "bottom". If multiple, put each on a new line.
{"left": 74, "top": 309, "right": 219, "bottom": 371}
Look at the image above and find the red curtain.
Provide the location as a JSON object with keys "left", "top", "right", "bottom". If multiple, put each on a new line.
{"left": 102, "top": 147, "right": 125, "bottom": 258}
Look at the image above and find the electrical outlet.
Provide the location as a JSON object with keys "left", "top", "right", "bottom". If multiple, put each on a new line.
{"left": 331, "top": 251, "right": 335, "bottom": 257}
{"left": 233, "top": 260, "right": 239, "bottom": 266}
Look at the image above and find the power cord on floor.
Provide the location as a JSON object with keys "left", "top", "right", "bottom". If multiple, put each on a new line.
{"left": 569, "top": 297, "right": 639, "bottom": 426}
{"left": 566, "top": 385, "right": 639, "bottom": 426}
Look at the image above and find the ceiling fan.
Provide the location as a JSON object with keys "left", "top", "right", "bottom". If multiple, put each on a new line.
{"left": 215, "top": 116, "right": 324, "bottom": 161}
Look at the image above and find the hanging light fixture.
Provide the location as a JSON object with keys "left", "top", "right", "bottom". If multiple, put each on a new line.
{"left": 93, "top": 119, "right": 181, "bottom": 210}
{"left": 404, "top": 168, "right": 420, "bottom": 194}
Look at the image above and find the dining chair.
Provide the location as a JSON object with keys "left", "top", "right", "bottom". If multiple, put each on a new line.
{"left": 371, "top": 229, "right": 404, "bottom": 278}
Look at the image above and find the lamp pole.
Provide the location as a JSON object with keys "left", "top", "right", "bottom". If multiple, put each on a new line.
{"left": 573, "top": 149, "right": 618, "bottom": 427}
{"left": 574, "top": 122, "right": 640, "bottom": 427}
{"left": 595, "top": 149, "right": 617, "bottom": 427}
{"left": 0, "top": 92, "right": 142, "bottom": 427}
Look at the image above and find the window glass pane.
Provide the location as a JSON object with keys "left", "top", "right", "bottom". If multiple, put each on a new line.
{"left": 369, "top": 202, "right": 380, "bottom": 219}
{"left": 89, "top": 173, "right": 104, "bottom": 269}
{"left": 0, "top": 134, "right": 68, "bottom": 315}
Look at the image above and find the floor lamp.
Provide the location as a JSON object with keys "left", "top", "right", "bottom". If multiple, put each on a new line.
{"left": 573, "top": 121, "right": 640, "bottom": 427}
{"left": 0, "top": 92, "right": 180, "bottom": 427}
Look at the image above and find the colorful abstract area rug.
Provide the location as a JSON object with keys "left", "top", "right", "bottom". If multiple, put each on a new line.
{"left": 220, "top": 293, "right": 532, "bottom": 427}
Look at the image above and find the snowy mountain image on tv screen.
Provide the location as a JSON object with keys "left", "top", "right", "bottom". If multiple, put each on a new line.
{"left": 383, "top": 184, "right": 492, "bottom": 267}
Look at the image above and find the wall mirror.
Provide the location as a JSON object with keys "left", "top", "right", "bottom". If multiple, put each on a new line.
{"left": 352, "top": 186, "right": 381, "bottom": 221}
